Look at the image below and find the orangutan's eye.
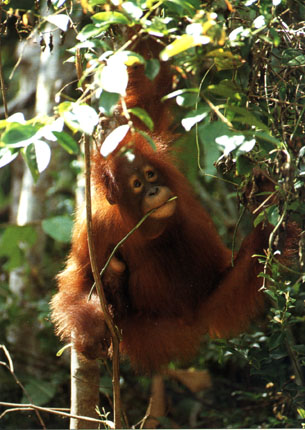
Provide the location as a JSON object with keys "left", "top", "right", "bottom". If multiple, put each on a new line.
{"left": 133, "top": 179, "right": 142, "bottom": 188}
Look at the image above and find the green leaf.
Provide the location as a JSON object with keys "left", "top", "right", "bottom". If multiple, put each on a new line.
{"left": 121, "top": 51, "right": 145, "bottom": 66}
{"left": 297, "top": 409, "right": 305, "bottom": 419}
{"left": 176, "top": 91, "right": 198, "bottom": 107}
{"left": 254, "top": 131, "right": 282, "bottom": 147}
{"left": 129, "top": 108, "right": 154, "bottom": 131}
{"left": 236, "top": 154, "right": 253, "bottom": 175}
{"left": 77, "top": 23, "right": 105, "bottom": 41}
{"left": 22, "top": 379, "right": 56, "bottom": 406}
{"left": 92, "top": 11, "right": 130, "bottom": 26}
{"left": 198, "top": 122, "right": 226, "bottom": 177}
{"left": 53, "top": 131, "right": 79, "bottom": 154}
{"left": 23, "top": 143, "right": 39, "bottom": 182}
{"left": 206, "top": 49, "right": 245, "bottom": 70}
{"left": 253, "top": 210, "right": 266, "bottom": 228}
{"left": 160, "top": 34, "right": 210, "bottom": 61}
{"left": 165, "top": 0, "right": 200, "bottom": 14}
{"left": 164, "top": 88, "right": 199, "bottom": 101}
{"left": 2, "top": 124, "right": 39, "bottom": 147}
{"left": 145, "top": 59, "right": 160, "bottom": 80}
{"left": 0, "top": 225, "right": 37, "bottom": 270}
{"left": 137, "top": 130, "right": 156, "bottom": 151}
{"left": 264, "top": 289, "right": 277, "bottom": 302}
{"left": 228, "top": 105, "right": 269, "bottom": 132}
{"left": 282, "top": 48, "right": 305, "bottom": 66}
{"left": 269, "top": 27, "right": 280, "bottom": 47}
{"left": 89, "top": 0, "right": 107, "bottom": 5}
{"left": 42, "top": 216, "right": 73, "bottom": 243}
{"left": 267, "top": 205, "right": 280, "bottom": 226}
{"left": 99, "top": 90, "right": 120, "bottom": 116}
{"left": 206, "top": 80, "right": 243, "bottom": 100}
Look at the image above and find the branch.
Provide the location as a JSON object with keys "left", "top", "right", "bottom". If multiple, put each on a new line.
{"left": 0, "top": 402, "right": 114, "bottom": 428}
{"left": 83, "top": 137, "right": 122, "bottom": 429}
{"left": 75, "top": 47, "right": 122, "bottom": 428}
{"left": 0, "top": 345, "right": 46, "bottom": 429}
{"left": 89, "top": 195, "right": 178, "bottom": 300}
{"left": 0, "top": 3, "right": 8, "bottom": 118}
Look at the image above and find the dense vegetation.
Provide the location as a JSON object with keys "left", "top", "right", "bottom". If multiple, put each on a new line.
{"left": 0, "top": 0, "right": 304, "bottom": 428}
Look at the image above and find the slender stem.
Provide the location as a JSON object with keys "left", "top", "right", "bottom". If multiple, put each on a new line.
{"left": 195, "top": 64, "right": 213, "bottom": 171}
{"left": 0, "top": 2, "right": 8, "bottom": 118}
{"left": 88, "top": 196, "right": 178, "bottom": 300}
{"left": 77, "top": 45, "right": 122, "bottom": 428}
{"left": 83, "top": 136, "right": 122, "bottom": 429}
{"left": 231, "top": 206, "right": 246, "bottom": 267}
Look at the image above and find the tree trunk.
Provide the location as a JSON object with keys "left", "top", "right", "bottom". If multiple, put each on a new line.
{"left": 70, "top": 344, "right": 100, "bottom": 429}
{"left": 70, "top": 156, "right": 101, "bottom": 429}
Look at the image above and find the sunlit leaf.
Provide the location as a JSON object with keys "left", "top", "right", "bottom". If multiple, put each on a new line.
{"left": 58, "top": 102, "right": 99, "bottom": 134}
{"left": 0, "top": 147, "right": 18, "bottom": 168}
{"left": 216, "top": 134, "right": 255, "bottom": 156}
{"left": 122, "top": 1, "right": 143, "bottom": 19}
{"left": 160, "top": 34, "right": 210, "bottom": 61}
{"left": 92, "top": 11, "right": 130, "bottom": 26}
{"left": 100, "top": 124, "right": 130, "bottom": 157}
{"left": 7, "top": 112, "right": 26, "bottom": 124}
{"left": 34, "top": 140, "right": 51, "bottom": 173}
{"left": 37, "top": 117, "right": 64, "bottom": 141}
{"left": 253, "top": 15, "right": 266, "bottom": 29}
{"left": 45, "top": 14, "right": 70, "bottom": 31}
{"left": 181, "top": 106, "right": 210, "bottom": 131}
{"left": 89, "top": 0, "right": 107, "bottom": 5}
{"left": 100, "top": 58, "right": 128, "bottom": 96}
{"left": 206, "top": 49, "right": 245, "bottom": 70}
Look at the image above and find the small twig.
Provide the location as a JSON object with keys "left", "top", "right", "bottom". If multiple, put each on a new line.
{"left": 0, "top": 345, "right": 47, "bottom": 429}
{"left": 262, "top": 200, "right": 289, "bottom": 290}
{"left": 202, "top": 95, "right": 234, "bottom": 128}
{"left": 252, "top": 191, "right": 276, "bottom": 215}
{"left": 0, "top": 3, "right": 8, "bottom": 118}
{"left": 121, "top": 97, "right": 135, "bottom": 133}
{"left": 195, "top": 64, "right": 214, "bottom": 171}
{"left": 84, "top": 136, "right": 122, "bottom": 429}
{"left": 0, "top": 401, "right": 114, "bottom": 428}
{"left": 88, "top": 196, "right": 178, "bottom": 300}
{"left": 231, "top": 206, "right": 246, "bottom": 267}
